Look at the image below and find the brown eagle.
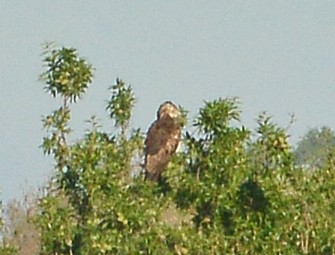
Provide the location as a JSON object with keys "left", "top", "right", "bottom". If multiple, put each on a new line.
{"left": 144, "top": 101, "right": 182, "bottom": 181}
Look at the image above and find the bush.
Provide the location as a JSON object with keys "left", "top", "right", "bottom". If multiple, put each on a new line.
{"left": 34, "top": 44, "right": 335, "bottom": 254}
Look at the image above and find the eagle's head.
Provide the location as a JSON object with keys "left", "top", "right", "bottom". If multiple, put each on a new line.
{"left": 157, "top": 101, "right": 180, "bottom": 120}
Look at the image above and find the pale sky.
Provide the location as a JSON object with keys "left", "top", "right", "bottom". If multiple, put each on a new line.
{"left": 1, "top": 1, "right": 335, "bottom": 203}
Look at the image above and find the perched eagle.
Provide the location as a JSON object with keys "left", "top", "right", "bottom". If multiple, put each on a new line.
{"left": 144, "top": 101, "right": 182, "bottom": 181}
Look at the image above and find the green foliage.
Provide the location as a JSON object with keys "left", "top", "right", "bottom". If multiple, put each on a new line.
{"left": 36, "top": 44, "right": 335, "bottom": 254}
{"left": 294, "top": 126, "right": 335, "bottom": 169}
{"left": 0, "top": 247, "right": 16, "bottom": 255}
{"left": 249, "top": 112, "right": 292, "bottom": 176}
{"left": 194, "top": 97, "right": 240, "bottom": 137}
{"left": 40, "top": 42, "right": 93, "bottom": 102}
{"left": 106, "top": 78, "right": 135, "bottom": 135}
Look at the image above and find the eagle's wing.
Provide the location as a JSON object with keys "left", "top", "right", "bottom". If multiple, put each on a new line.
{"left": 145, "top": 120, "right": 168, "bottom": 155}
{"left": 144, "top": 119, "right": 180, "bottom": 181}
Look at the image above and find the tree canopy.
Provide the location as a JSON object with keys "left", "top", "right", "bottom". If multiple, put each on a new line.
{"left": 294, "top": 126, "right": 335, "bottom": 170}
{"left": 1, "top": 44, "right": 335, "bottom": 254}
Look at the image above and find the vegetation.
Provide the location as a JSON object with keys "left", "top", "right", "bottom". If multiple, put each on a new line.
{"left": 294, "top": 126, "right": 335, "bottom": 170}
{"left": 1, "top": 44, "right": 335, "bottom": 254}
{"left": 0, "top": 201, "right": 16, "bottom": 254}
{"left": 1, "top": 197, "right": 39, "bottom": 255}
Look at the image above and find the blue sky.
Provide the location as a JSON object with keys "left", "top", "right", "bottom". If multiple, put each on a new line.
{"left": 1, "top": 1, "right": 335, "bottom": 203}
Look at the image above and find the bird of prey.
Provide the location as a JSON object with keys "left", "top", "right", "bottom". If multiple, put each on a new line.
{"left": 144, "top": 101, "right": 182, "bottom": 181}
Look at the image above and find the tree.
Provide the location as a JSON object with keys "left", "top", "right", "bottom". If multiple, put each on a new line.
{"left": 1, "top": 196, "right": 39, "bottom": 255}
{"left": 35, "top": 44, "right": 335, "bottom": 254}
{"left": 0, "top": 200, "right": 16, "bottom": 255}
{"left": 294, "top": 126, "right": 335, "bottom": 169}
{"left": 37, "top": 44, "right": 159, "bottom": 254}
